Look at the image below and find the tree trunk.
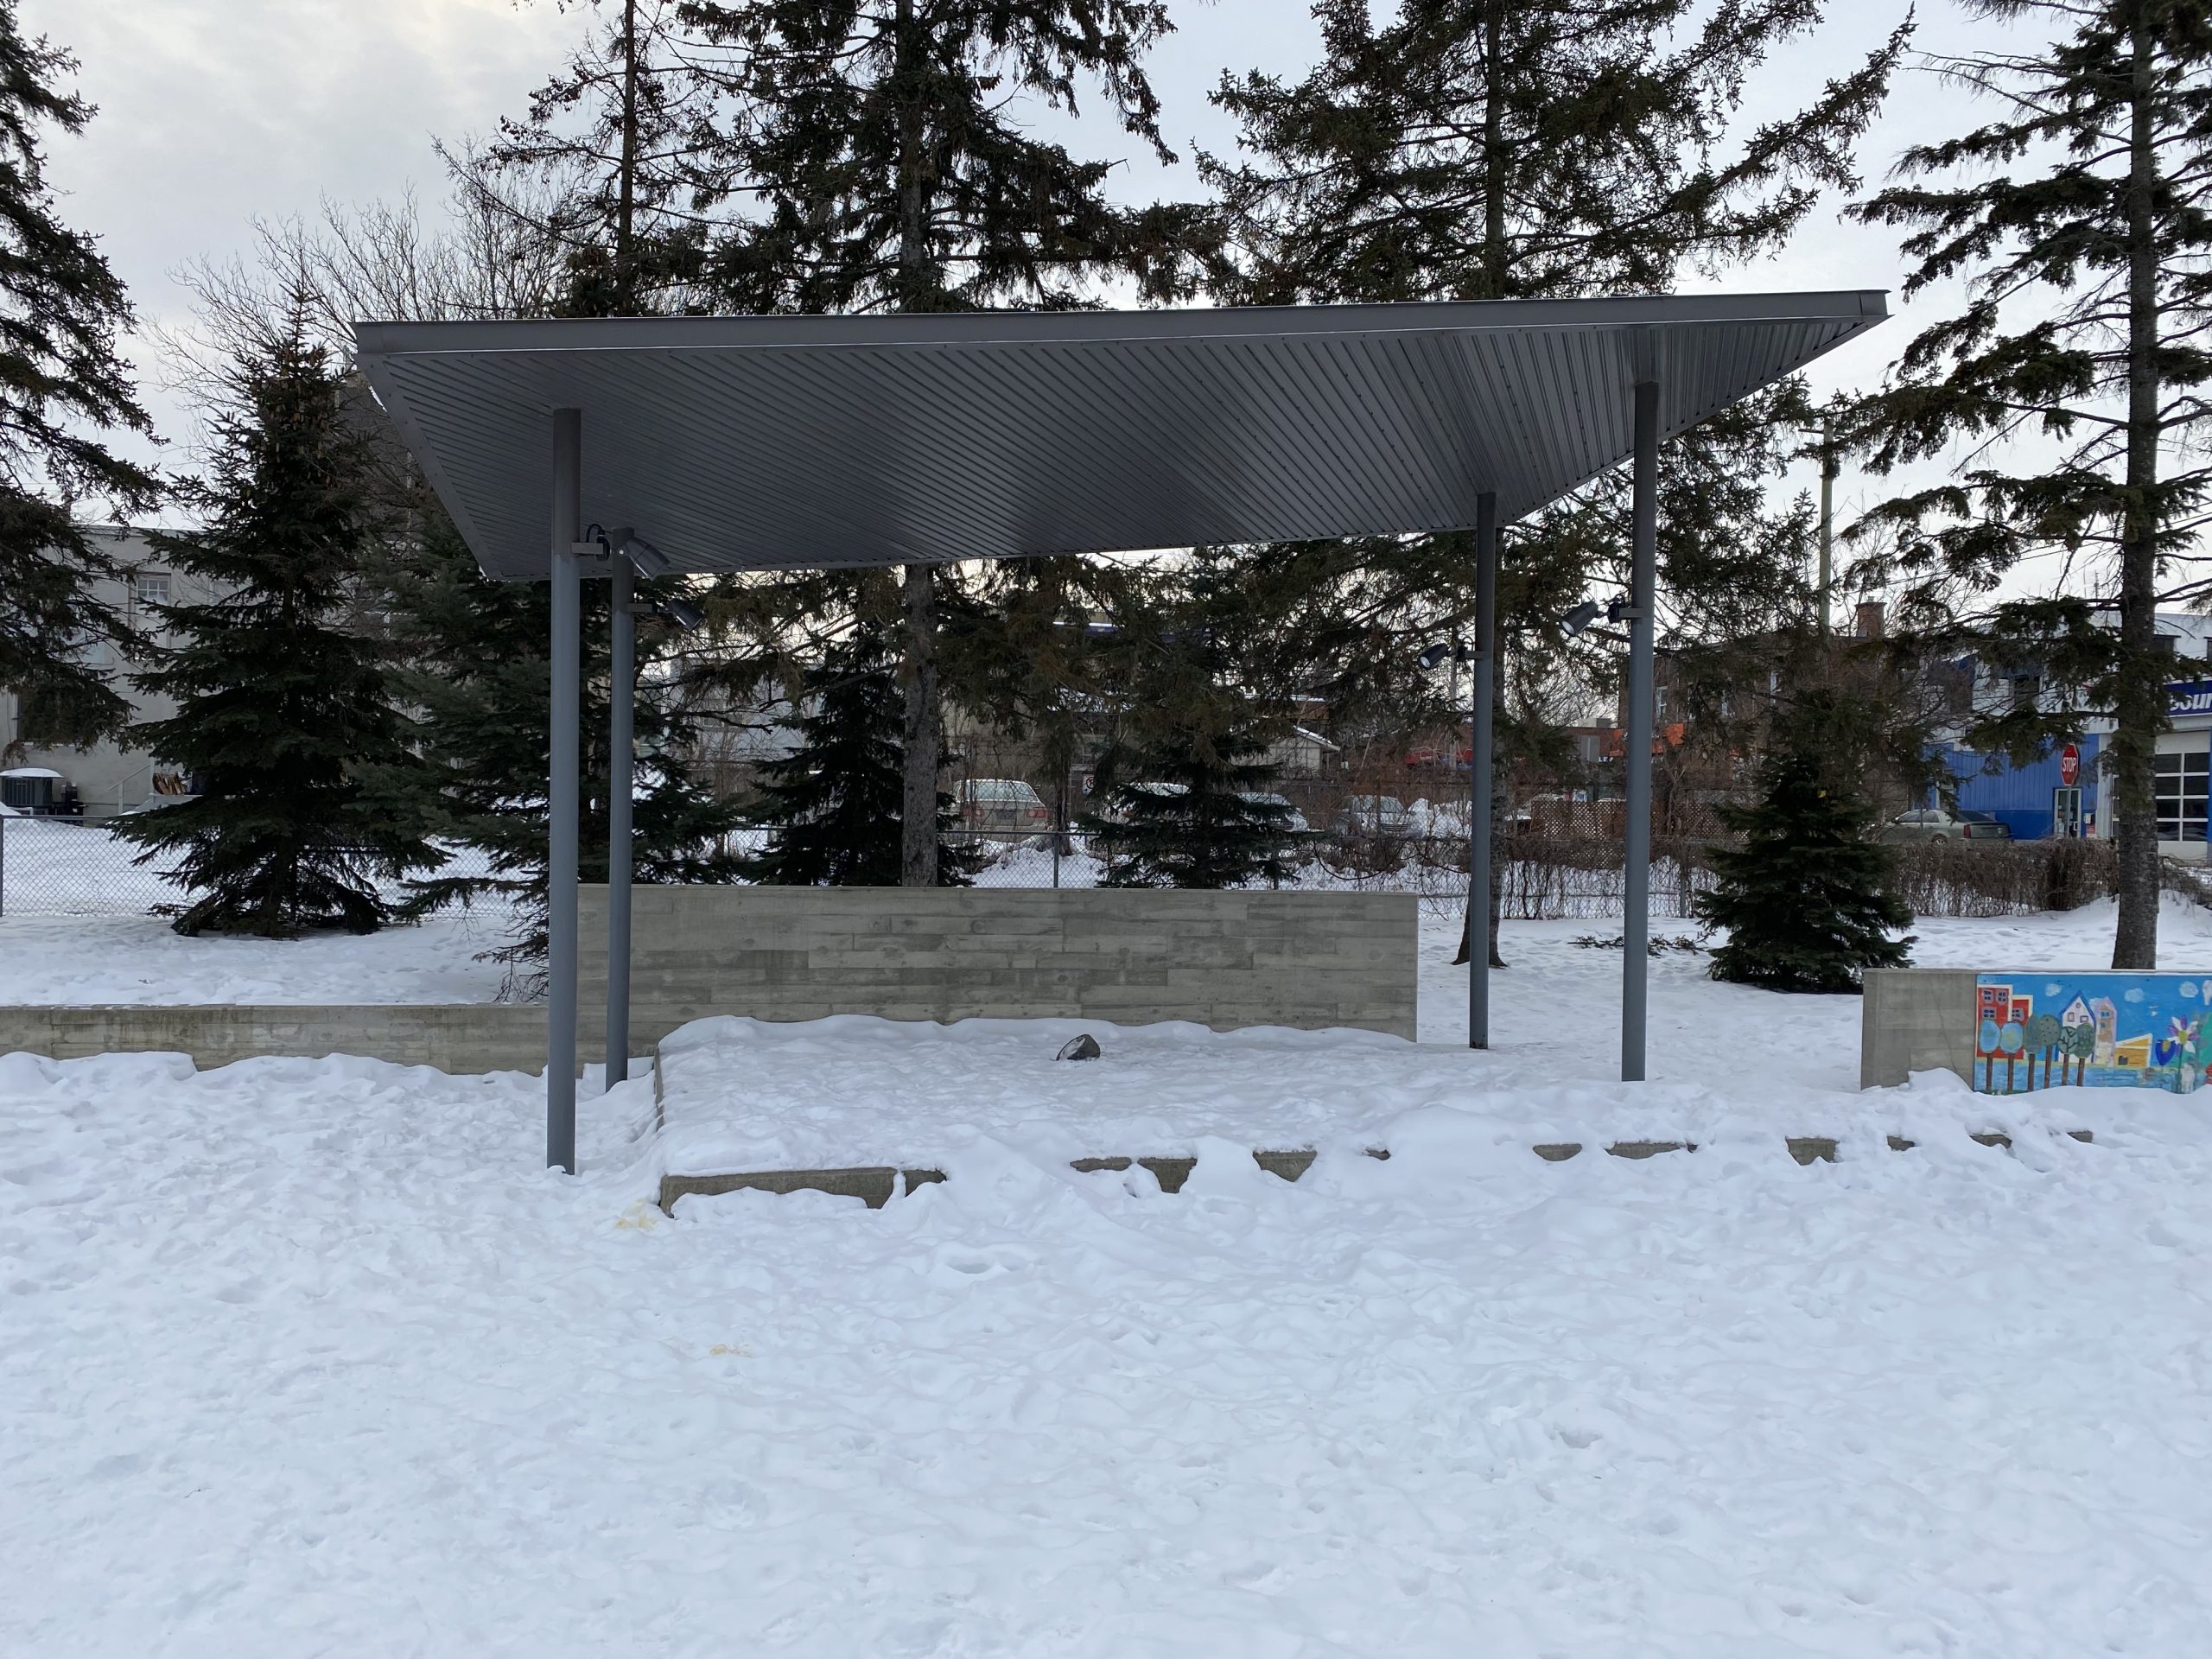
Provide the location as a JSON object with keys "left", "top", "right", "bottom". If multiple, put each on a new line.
{"left": 2111, "top": 16, "right": 2163, "bottom": 969}
{"left": 614, "top": 0, "right": 639, "bottom": 312}
{"left": 1480, "top": 3, "right": 1507, "bottom": 301}
{"left": 1451, "top": 741, "right": 1507, "bottom": 969}
{"left": 893, "top": 0, "right": 939, "bottom": 888}
{"left": 900, "top": 561, "right": 940, "bottom": 887}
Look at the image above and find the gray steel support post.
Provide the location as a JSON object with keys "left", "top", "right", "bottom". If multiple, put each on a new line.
{"left": 605, "top": 552, "right": 635, "bottom": 1086}
{"left": 1816, "top": 415, "right": 1836, "bottom": 636}
{"left": 1468, "top": 491, "right": 1497, "bottom": 1049}
{"left": 547, "top": 409, "right": 583, "bottom": 1171}
{"left": 1622, "top": 379, "right": 1659, "bottom": 1083}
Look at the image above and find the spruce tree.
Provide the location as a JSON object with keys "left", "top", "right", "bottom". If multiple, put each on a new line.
{"left": 682, "top": 0, "right": 1202, "bottom": 888}
{"left": 382, "top": 508, "right": 746, "bottom": 977}
{"left": 1077, "top": 551, "right": 1303, "bottom": 890}
{"left": 1695, "top": 740, "right": 1914, "bottom": 995}
{"left": 1082, "top": 736, "right": 1300, "bottom": 891}
{"left": 1847, "top": 0, "right": 2212, "bottom": 969}
{"left": 146, "top": 194, "right": 739, "bottom": 976}
{"left": 114, "top": 299, "right": 439, "bottom": 937}
{"left": 467, "top": 0, "right": 739, "bottom": 315}
{"left": 735, "top": 617, "right": 976, "bottom": 885}
{"left": 1205, "top": 0, "right": 1906, "bottom": 966}
{"left": 0, "top": 3, "right": 162, "bottom": 750}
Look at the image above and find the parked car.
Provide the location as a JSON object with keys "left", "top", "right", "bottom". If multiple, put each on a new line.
{"left": 1880, "top": 806, "right": 2014, "bottom": 843}
{"left": 957, "top": 777, "right": 1053, "bottom": 836}
{"left": 1333, "top": 793, "right": 1413, "bottom": 837}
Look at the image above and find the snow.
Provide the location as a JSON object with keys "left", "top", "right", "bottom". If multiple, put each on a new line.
{"left": 0, "top": 912, "right": 515, "bottom": 1004}
{"left": 650, "top": 897, "right": 2212, "bottom": 1174}
{"left": 6, "top": 902, "right": 2212, "bottom": 1653}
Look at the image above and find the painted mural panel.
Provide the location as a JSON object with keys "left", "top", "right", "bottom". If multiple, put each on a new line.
{"left": 1974, "top": 972, "right": 2211, "bottom": 1096}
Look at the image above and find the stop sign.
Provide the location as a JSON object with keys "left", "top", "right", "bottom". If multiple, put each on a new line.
{"left": 2060, "top": 743, "right": 2080, "bottom": 786}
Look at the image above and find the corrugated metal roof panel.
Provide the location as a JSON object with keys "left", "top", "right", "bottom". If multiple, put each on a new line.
{"left": 353, "top": 292, "right": 1884, "bottom": 581}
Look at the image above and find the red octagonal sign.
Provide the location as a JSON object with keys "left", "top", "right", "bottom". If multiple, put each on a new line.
{"left": 2059, "top": 742, "right": 2080, "bottom": 787}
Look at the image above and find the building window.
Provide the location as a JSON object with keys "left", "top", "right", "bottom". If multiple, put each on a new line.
{"left": 135, "top": 571, "right": 170, "bottom": 607}
{"left": 2154, "top": 750, "right": 2209, "bottom": 843}
{"left": 2011, "top": 673, "right": 2040, "bottom": 710}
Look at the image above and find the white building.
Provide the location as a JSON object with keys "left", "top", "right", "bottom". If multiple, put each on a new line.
{"left": 0, "top": 526, "right": 213, "bottom": 822}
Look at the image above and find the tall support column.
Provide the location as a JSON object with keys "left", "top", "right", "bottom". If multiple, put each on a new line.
{"left": 547, "top": 408, "right": 583, "bottom": 1171}
{"left": 1622, "top": 379, "right": 1659, "bottom": 1084}
{"left": 605, "top": 551, "right": 635, "bottom": 1087}
{"left": 1815, "top": 415, "right": 1836, "bottom": 636}
{"left": 1468, "top": 491, "right": 1498, "bottom": 1050}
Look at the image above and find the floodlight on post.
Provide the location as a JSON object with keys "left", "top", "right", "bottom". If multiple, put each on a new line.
{"left": 1560, "top": 600, "right": 1602, "bottom": 639}
{"left": 1416, "top": 641, "right": 1453, "bottom": 672}
{"left": 654, "top": 594, "right": 706, "bottom": 632}
{"left": 621, "top": 534, "right": 671, "bottom": 579}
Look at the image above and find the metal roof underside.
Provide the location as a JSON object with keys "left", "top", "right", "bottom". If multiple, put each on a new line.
{"left": 353, "top": 291, "right": 1885, "bottom": 582}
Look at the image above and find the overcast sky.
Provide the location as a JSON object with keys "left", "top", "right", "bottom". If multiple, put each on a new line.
{"left": 29, "top": 0, "right": 1980, "bottom": 524}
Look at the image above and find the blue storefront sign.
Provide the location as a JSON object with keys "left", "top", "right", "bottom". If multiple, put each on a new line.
{"left": 2171, "top": 678, "right": 2212, "bottom": 718}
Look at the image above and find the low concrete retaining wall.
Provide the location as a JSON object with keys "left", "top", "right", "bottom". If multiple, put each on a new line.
{"left": 581, "top": 885, "right": 1418, "bottom": 1042}
{"left": 3, "top": 888, "right": 1415, "bottom": 1071}
{"left": 0, "top": 1004, "right": 547, "bottom": 1073}
{"left": 1860, "top": 969, "right": 1977, "bottom": 1089}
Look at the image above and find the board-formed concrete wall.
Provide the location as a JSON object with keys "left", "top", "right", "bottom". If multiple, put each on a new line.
{"left": 579, "top": 885, "right": 1418, "bottom": 1041}
{"left": 0, "top": 1003, "right": 547, "bottom": 1074}
{"left": 1, "top": 889, "right": 1416, "bottom": 1071}
{"left": 1860, "top": 969, "right": 1977, "bottom": 1090}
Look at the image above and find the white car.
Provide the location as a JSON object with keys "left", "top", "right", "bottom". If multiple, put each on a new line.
{"left": 1333, "top": 793, "right": 1412, "bottom": 837}
{"left": 957, "top": 778, "right": 1052, "bottom": 835}
{"left": 1880, "top": 807, "right": 2013, "bottom": 843}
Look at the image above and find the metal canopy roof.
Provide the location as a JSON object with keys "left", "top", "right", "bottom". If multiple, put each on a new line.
{"left": 353, "top": 290, "right": 1885, "bottom": 582}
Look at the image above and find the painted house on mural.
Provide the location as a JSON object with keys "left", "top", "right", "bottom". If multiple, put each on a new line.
{"left": 0, "top": 527, "right": 210, "bottom": 822}
{"left": 1931, "top": 613, "right": 2211, "bottom": 855}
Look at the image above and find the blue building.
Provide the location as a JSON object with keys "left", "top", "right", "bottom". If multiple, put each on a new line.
{"left": 1941, "top": 733, "right": 2105, "bottom": 842}
{"left": 1933, "top": 615, "right": 2210, "bottom": 859}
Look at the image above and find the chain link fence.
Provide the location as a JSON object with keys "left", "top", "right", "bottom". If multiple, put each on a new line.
{"left": 3, "top": 811, "right": 1711, "bottom": 922}
{"left": 951, "top": 828, "right": 1714, "bottom": 918}
{"left": 17, "top": 811, "right": 2152, "bottom": 925}
{"left": 0, "top": 814, "right": 500, "bottom": 919}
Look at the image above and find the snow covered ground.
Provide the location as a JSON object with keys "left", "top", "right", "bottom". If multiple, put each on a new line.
{"left": 0, "top": 909, "right": 518, "bottom": 1004}
{"left": 5, "top": 899, "right": 2212, "bottom": 1654}
{"left": 657, "top": 898, "right": 2212, "bottom": 1176}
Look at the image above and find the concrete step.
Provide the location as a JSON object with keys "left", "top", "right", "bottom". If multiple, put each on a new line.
{"left": 656, "top": 1130, "right": 2095, "bottom": 1212}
